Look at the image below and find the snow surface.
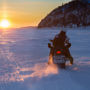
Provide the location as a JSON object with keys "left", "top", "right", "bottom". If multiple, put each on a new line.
{"left": 0, "top": 27, "right": 90, "bottom": 90}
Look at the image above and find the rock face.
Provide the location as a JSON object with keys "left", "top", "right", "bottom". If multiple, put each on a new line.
{"left": 38, "top": 0, "right": 90, "bottom": 28}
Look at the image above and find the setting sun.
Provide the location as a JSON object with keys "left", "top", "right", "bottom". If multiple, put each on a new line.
{"left": 0, "top": 19, "right": 11, "bottom": 28}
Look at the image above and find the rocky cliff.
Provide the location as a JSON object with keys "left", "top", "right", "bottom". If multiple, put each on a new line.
{"left": 38, "top": 0, "right": 90, "bottom": 28}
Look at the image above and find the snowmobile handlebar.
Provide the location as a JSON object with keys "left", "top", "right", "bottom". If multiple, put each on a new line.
{"left": 48, "top": 43, "right": 52, "bottom": 48}
{"left": 49, "top": 39, "right": 53, "bottom": 42}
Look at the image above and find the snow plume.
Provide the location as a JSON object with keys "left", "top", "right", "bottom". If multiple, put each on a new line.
{"left": 0, "top": 63, "right": 58, "bottom": 82}
{"left": 30, "top": 63, "right": 58, "bottom": 78}
{"left": 19, "top": 63, "right": 58, "bottom": 81}
{"left": 48, "top": 54, "right": 54, "bottom": 64}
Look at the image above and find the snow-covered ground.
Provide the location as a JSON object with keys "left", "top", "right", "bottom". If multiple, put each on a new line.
{"left": 0, "top": 27, "right": 90, "bottom": 90}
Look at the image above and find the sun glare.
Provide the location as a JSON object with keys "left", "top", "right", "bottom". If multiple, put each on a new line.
{"left": 0, "top": 19, "right": 11, "bottom": 28}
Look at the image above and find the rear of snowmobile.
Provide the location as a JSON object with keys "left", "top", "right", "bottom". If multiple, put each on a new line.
{"left": 48, "top": 43, "right": 69, "bottom": 68}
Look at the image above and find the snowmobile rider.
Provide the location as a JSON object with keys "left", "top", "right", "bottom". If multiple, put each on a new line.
{"left": 50, "top": 30, "right": 73, "bottom": 64}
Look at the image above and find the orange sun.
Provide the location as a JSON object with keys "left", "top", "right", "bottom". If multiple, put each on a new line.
{"left": 0, "top": 19, "right": 11, "bottom": 28}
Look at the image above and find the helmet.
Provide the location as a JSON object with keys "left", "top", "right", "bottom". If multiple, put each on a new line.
{"left": 61, "top": 30, "right": 66, "bottom": 34}
{"left": 59, "top": 30, "right": 66, "bottom": 36}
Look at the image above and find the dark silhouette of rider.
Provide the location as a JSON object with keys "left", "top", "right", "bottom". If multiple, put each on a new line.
{"left": 51, "top": 30, "right": 73, "bottom": 64}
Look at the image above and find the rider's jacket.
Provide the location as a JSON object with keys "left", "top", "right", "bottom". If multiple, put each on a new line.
{"left": 52, "top": 34, "right": 71, "bottom": 49}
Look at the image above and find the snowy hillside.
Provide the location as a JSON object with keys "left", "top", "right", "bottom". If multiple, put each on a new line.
{"left": 0, "top": 27, "right": 90, "bottom": 90}
{"left": 38, "top": 0, "right": 90, "bottom": 28}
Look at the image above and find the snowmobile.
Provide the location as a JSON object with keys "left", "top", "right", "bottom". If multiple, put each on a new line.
{"left": 48, "top": 43, "right": 70, "bottom": 68}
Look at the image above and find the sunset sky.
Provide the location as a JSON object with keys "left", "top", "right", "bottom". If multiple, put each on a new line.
{"left": 0, "top": 0, "right": 71, "bottom": 28}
